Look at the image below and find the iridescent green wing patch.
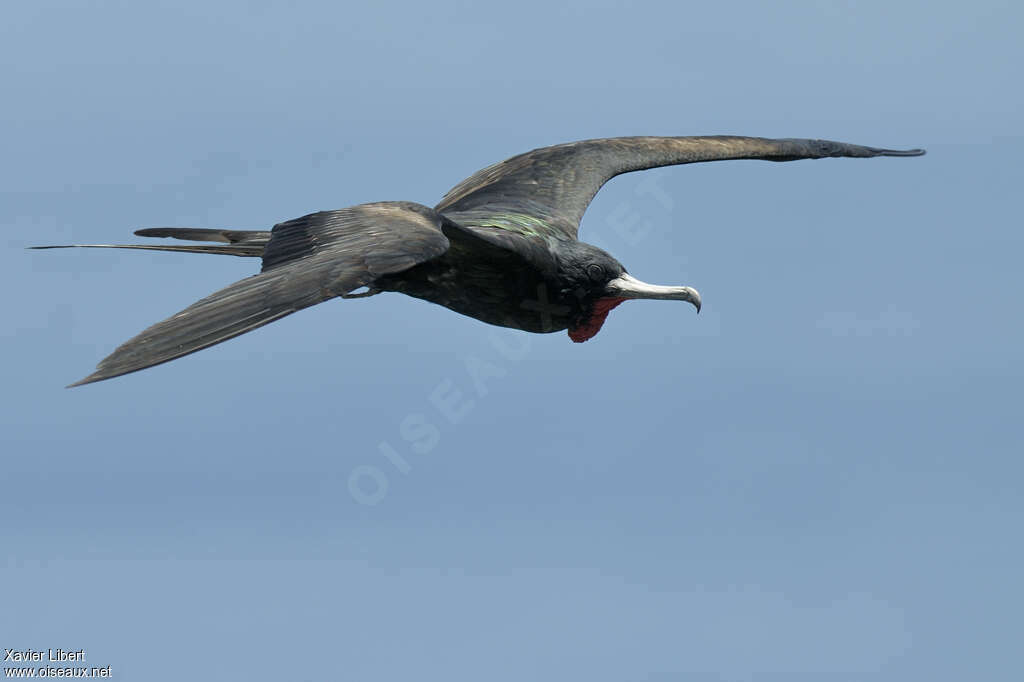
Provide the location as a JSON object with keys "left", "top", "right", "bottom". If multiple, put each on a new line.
{"left": 472, "top": 212, "right": 553, "bottom": 238}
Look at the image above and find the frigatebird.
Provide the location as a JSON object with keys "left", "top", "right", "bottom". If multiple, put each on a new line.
{"left": 34, "top": 135, "right": 924, "bottom": 386}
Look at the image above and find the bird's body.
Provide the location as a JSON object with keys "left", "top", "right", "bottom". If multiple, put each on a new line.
{"left": 375, "top": 243, "right": 567, "bottom": 334}
{"left": 33, "top": 135, "right": 925, "bottom": 386}
{"left": 376, "top": 217, "right": 621, "bottom": 336}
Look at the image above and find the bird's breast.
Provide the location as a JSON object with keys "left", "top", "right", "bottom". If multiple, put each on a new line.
{"left": 375, "top": 259, "right": 586, "bottom": 334}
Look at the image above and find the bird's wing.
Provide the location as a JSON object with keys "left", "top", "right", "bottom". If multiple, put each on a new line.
{"left": 436, "top": 136, "right": 925, "bottom": 239}
{"left": 70, "top": 202, "right": 450, "bottom": 386}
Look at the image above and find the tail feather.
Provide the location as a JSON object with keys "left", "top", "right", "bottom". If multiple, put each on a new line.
{"left": 134, "top": 227, "right": 271, "bottom": 244}
{"left": 29, "top": 227, "right": 271, "bottom": 257}
{"left": 28, "top": 243, "right": 264, "bottom": 257}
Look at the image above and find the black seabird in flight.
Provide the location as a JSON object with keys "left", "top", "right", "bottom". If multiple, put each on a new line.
{"left": 32, "top": 135, "right": 924, "bottom": 386}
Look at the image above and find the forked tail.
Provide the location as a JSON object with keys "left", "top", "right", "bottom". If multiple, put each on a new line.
{"left": 29, "top": 227, "right": 272, "bottom": 257}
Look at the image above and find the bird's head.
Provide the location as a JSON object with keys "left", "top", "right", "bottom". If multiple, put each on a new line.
{"left": 552, "top": 241, "right": 701, "bottom": 342}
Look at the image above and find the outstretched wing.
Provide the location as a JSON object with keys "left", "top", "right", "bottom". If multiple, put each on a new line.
{"left": 436, "top": 136, "right": 925, "bottom": 239}
{"left": 70, "top": 202, "right": 449, "bottom": 386}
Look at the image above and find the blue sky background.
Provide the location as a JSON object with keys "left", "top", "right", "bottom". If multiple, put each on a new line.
{"left": 2, "top": 1, "right": 1021, "bottom": 679}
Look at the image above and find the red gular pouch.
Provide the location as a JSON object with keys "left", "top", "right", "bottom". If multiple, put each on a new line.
{"left": 568, "top": 297, "right": 626, "bottom": 343}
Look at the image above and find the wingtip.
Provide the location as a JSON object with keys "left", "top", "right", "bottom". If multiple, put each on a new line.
{"left": 66, "top": 373, "right": 104, "bottom": 388}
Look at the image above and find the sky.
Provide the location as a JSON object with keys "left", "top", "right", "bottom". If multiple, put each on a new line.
{"left": 2, "top": 0, "right": 1022, "bottom": 680}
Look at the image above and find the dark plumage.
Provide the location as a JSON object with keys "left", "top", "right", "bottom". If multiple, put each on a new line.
{"left": 32, "top": 135, "right": 925, "bottom": 386}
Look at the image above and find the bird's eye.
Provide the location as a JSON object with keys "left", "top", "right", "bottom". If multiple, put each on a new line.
{"left": 586, "top": 264, "right": 605, "bottom": 282}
